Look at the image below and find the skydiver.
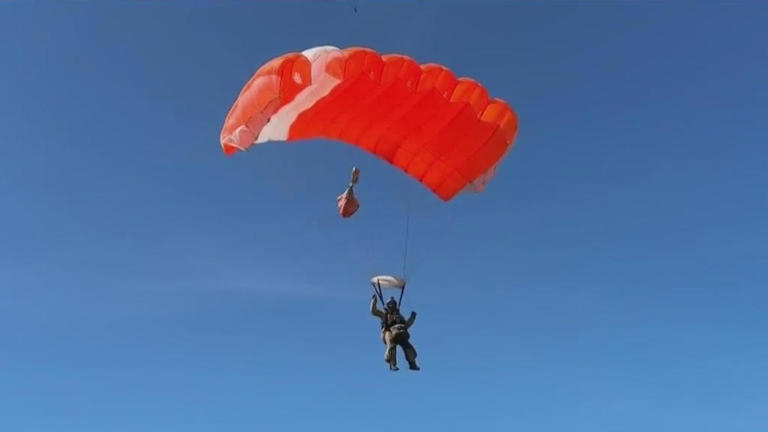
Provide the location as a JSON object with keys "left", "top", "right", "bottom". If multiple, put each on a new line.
{"left": 370, "top": 295, "right": 419, "bottom": 371}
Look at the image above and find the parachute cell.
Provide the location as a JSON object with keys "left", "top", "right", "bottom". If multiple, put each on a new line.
{"left": 220, "top": 46, "right": 519, "bottom": 201}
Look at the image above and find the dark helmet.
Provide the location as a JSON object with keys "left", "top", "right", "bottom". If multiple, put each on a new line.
{"left": 385, "top": 297, "right": 398, "bottom": 312}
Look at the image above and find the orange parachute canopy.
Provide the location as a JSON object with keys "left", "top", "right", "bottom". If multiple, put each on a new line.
{"left": 220, "top": 46, "right": 519, "bottom": 201}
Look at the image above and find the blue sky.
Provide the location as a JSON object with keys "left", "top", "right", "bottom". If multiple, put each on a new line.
{"left": 1, "top": 1, "right": 767, "bottom": 431}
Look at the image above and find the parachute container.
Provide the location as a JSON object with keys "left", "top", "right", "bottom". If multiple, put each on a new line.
{"left": 337, "top": 186, "right": 359, "bottom": 218}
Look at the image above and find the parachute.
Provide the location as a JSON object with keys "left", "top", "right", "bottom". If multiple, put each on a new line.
{"left": 219, "top": 46, "right": 519, "bottom": 201}
{"left": 371, "top": 275, "right": 406, "bottom": 289}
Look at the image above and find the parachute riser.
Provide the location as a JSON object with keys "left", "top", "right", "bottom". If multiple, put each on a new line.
{"left": 373, "top": 281, "right": 386, "bottom": 306}
{"left": 372, "top": 281, "right": 406, "bottom": 310}
{"left": 371, "top": 275, "right": 407, "bottom": 309}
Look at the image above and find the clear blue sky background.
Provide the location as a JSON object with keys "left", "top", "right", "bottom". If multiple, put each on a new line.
{"left": 1, "top": 1, "right": 767, "bottom": 431}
